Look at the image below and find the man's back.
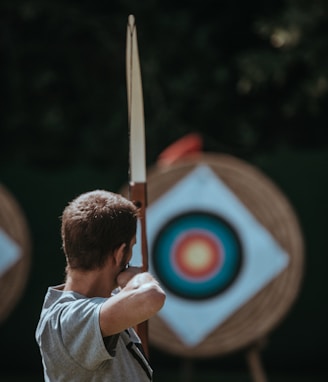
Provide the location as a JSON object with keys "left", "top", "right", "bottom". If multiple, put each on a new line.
{"left": 35, "top": 286, "right": 152, "bottom": 382}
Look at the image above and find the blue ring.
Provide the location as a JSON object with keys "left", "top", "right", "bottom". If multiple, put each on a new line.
{"left": 152, "top": 211, "right": 243, "bottom": 300}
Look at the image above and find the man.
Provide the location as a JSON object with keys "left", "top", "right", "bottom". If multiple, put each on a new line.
{"left": 35, "top": 189, "right": 166, "bottom": 381}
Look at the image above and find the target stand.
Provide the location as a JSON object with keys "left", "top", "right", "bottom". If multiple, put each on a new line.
{"left": 0, "top": 184, "right": 31, "bottom": 324}
{"left": 142, "top": 153, "right": 304, "bottom": 382}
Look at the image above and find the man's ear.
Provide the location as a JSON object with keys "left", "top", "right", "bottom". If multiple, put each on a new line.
{"left": 112, "top": 243, "right": 126, "bottom": 266}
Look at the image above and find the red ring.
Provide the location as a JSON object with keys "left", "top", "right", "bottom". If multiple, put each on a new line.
{"left": 173, "top": 231, "right": 223, "bottom": 280}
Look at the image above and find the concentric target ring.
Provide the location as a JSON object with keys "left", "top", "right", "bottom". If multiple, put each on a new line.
{"left": 152, "top": 211, "right": 243, "bottom": 300}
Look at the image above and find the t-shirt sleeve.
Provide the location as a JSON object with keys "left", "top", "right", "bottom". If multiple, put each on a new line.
{"left": 59, "top": 297, "right": 113, "bottom": 370}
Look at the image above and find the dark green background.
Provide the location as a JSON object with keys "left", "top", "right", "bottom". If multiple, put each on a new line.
{"left": 0, "top": 0, "right": 327, "bottom": 380}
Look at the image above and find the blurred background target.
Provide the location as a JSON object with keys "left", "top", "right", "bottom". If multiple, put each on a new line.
{"left": 153, "top": 211, "right": 243, "bottom": 300}
{"left": 0, "top": 184, "right": 31, "bottom": 324}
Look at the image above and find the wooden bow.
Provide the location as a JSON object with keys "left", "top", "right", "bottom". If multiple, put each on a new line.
{"left": 126, "top": 14, "right": 149, "bottom": 357}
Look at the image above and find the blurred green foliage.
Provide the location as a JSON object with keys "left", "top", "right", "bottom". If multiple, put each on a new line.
{"left": 1, "top": 0, "right": 327, "bottom": 171}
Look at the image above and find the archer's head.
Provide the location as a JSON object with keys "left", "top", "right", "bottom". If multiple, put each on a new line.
{"left": 61, "top": 190, "right": 138, "bottom": 271}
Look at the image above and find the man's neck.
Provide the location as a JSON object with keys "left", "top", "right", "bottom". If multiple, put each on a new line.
{"left": 64, "top": 266, "right": 116, "bottom": 298}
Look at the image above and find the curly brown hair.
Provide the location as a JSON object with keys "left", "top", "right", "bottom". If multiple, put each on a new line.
{"left": 61, "top": 190, "right": 138, "bottom": 270}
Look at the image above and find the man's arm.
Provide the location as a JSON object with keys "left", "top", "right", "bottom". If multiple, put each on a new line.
{"left": 99, "top": 268, "right": 166, "bottom": 337}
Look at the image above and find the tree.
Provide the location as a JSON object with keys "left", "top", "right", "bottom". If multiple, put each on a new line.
{"left": 0, "top": 0, "right": 327, "bottom": 169}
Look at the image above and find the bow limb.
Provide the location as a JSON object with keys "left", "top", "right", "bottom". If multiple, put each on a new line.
{"left": 126, "top": 14, "right": 149, "bottom": 356}
{"left": 129, "top": 182, "right": 148, "bottom": 272}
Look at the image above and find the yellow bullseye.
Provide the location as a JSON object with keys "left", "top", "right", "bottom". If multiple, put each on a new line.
{"left": 181, "top": 240, "right": 214, "bottom": 272}
{"left": 175, "top": 233, "right": 222, "bottom": 278}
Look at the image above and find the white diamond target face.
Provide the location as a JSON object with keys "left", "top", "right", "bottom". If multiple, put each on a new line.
{"left": 0, "top": 229, "right": 21, "bottom": 277}
{"left": 153, "top": 211, "right": 243, "bottom": 300}
{"left": 131, "top": 165, "right": 289, "bottom": 346}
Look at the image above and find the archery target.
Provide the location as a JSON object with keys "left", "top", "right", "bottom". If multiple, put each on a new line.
{"left": 0, "top": 185, "right": 30, "bottom": 324}
{"left": 138, "top": 154, "right": 304, "bottom": 357}
{"left": 153, "top": 211, "right": 243, "bottom": 300}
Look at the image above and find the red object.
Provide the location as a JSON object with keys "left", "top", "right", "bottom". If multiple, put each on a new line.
{"left": 157, "top": 133, "right": 203, "bottom": 166}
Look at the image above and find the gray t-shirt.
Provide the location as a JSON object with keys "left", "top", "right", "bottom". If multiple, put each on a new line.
{"left": 35, "top": 285, "right": 153, "bottom": 381}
